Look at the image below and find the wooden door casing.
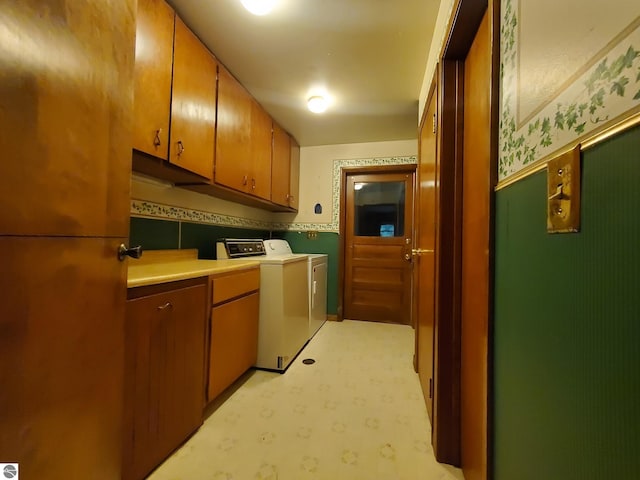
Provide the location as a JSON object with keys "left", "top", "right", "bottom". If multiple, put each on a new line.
{"left": 169, "top": 16, "right": 217, "bottom": 180}
{"left": 342, "top": 168, "right": 415, "bottom": 324}
{"left": 461, "top": 10, "right": 494, "bottom": 480}
{"left": 416, "top": 83, "right": 438, "bottom": 422}
{"left": 132, "top": 0, "right": 174, "bottom": 160}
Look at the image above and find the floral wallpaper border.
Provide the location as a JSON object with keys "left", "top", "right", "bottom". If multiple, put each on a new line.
{"left": 132, "top": 156, "right": 417, "bottom": 233}
{"left": 131, "top": 200, "right": 272, "bottom": 230}
{"left": 499, "top": 0, "right": 640, "bottom": 181}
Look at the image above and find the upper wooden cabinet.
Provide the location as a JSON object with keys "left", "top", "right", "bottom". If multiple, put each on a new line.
{"left": 271, "top": 123, "right": 291, "bottom": 208}
{"left": 289, "top": 137, "right": 300, "bottom": 211}
{"left": 215, "top": 66, "right": 252, "bottom": 192}
{"left": 132, "top": 0, "right": 173, "bottom": 159}
{"left": 215, "top": 67, "right": 272, "bottom": 202}
{"left": 249, "top": 100, "right": 273, "bottom": 201}
{"left": 170, "top": 17, "right": 217, "bottom": 180}
{"left": 271, "top": 125, "right": 300, "bottom": 211}
{"left": 132, "top": 1, "right": 216, "bottom": 182}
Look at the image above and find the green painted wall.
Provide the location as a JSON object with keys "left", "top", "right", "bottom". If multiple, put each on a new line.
{"left": 276, "top": 231, "right": 339, "bottom": 315}
{"left": 129, "top": 217, "right": 269, "bottom": 259}
{"left": 493, "top": 125, "right": 640, "bottom": 479}
{"left": 129, "top": 218, "right": 339, "bottom": 315}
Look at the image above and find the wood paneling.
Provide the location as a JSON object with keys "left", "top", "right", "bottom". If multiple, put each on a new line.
{"left": 461, "top": 11, "right": 492, "bottom": 480}
{"left": 0, "top": 1, "right": 134, "bottom": 237}
{"left": 132, "top": 0, "right": 174, "bottom": 159}
{"left": 0, "top": 237, "right": 128, "bottom": 480}
{"left": 169, "top": 16, "right": 217, "bottom": 180}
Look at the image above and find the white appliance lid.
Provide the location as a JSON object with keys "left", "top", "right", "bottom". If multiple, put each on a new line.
{"left": 263, "top": 239, "right": 294, "bottom": 256}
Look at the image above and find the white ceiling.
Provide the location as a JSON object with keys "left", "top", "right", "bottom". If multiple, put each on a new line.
{"left": 167, "top": 0, "right": 441, "bottom": 147}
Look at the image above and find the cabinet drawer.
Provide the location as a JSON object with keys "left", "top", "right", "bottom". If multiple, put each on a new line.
{"left": 211, "top": 267, "right": 259, "bottom": 304}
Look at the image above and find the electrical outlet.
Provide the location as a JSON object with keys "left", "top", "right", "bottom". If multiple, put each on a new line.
{"left": 306, "top": 230, "right": 318, "bottom": 240}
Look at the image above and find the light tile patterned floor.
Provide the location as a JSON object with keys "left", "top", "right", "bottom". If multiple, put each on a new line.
{"left": 147, "top": 320, "right": 465, "bottom": 480}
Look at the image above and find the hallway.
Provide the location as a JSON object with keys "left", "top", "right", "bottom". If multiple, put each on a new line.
{"left": 147, "top": 320, "right": 464, "bottom": 480}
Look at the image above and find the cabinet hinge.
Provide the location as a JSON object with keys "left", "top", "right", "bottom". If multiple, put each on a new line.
{"left": 429, "top": 378, "right": 433, "bottom": 399}
{"left": 432, "top": 113, "right": 437, "bottom": 134}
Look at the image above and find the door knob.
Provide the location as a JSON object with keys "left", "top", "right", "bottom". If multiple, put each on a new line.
{"left": 118, "top": 244, "right": 143, "bottom": 261}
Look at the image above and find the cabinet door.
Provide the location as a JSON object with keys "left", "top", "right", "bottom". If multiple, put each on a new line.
{"left": 0, "top": 237, "right": 128, "bottom": 480}
{"left": 289, "top": 136, "right": 300, "bottom": 211}
{"left": 169, "top": 17, "right": 217, "bottom": 180}
{"left": 0, "top": 1, "right": 134, "bottom": 238}
{"left": 208, "top": 293, "right": 259, "bottom": 401}
{"left": 271, "top": 123, "right": 291, "bottom": 207}
{"left": 126, "top": 283, "right": 206, "bottom": 480}
{"left": 215, "top": 67, "right": 252, "bottom": 192}
{"left": 249, "top": 100, "right": 273, "bottom": 201}
{"left": 133, "top": 0, "right": 174, "bottom": 159}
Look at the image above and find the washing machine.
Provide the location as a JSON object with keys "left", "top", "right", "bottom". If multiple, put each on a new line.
{"left": 217, "top": 239, "right": 309, "bottom": 371}
{"left": 263, "top": 240, "right": 328, "bottom": 339}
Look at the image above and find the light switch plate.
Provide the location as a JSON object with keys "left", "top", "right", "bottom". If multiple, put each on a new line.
{"left": 547, "top": 144, "right": 581, "bottom": 233}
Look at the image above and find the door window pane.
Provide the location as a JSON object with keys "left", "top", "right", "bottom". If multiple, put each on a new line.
{"left": 353, "top": 181, "right": 405, "bottom": 237}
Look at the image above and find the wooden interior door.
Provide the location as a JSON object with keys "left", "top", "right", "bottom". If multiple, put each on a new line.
{"left": 415, "top": 84, "right": 438, "bottom": 422}
{"left": 461, "top": 10, "right": 493, "bottom": 480}
{"left": 343, "top": 168, "right": 415, "bottom": 324}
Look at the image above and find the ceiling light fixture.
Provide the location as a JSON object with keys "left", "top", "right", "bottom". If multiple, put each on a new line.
{"left": 240, "top": 0, "right": 277, "bottom": 16}
{"left": 307, "top": 95, "right": 328, "bottom": 114}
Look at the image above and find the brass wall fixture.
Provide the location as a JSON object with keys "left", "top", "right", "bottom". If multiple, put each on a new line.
{"left": 547, "top": 145, "right": 581, "bottom": 233}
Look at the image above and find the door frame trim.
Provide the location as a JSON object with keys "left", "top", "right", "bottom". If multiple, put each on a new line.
{"left": 431, "top": 0, "right": 500, "bottom": 475}
{"left": 337, "top": 163, "right": 417, "bottom": 322}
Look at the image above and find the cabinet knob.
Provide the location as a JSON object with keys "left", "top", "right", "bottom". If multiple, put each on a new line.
{"left": 118, "top": 244, "right": 143, "bottom": 261}
{"left": 251, "top": 178, "right": 256, "bottom": 190}
{"left": 153, "top": 129, "right": 162, "bottom": 147}
{"left": 157, "top": 302, "right": 173, "bottom": 311}
{"left": 242, "top": 175, "right": 248, "bottom": 186}
{"left": 177, "top": 140, "right": 185, "bottom": 156}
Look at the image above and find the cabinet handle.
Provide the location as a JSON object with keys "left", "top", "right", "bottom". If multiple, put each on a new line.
{"left": 117, "top": 244, "right": 143, "bottom": 261}
{"left": 251, "top": 178, "right": 256, "bottom": 190}
{"left": 242, "top": 175, "right": 248, "bottom": 186}
{"left": 177, "top": 140, "right": 185, "bottom": 156}
{"left": 153, "top": 129, "right": 162, "bottom": 147}
{"left": 157, "top": 302, "right": 173, "bottom": 311}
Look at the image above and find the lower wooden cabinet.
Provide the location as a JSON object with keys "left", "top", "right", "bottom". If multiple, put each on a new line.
{"left": 207, "top": 267, "right": 260, "bottom": 402}
{"left": 123, "top": 278, "right": 207, "bottom": 480}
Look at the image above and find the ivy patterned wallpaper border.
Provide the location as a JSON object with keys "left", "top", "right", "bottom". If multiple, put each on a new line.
{"left": 131, "top": 200, "right": 272, "bottom": 230}
{"left": 132, "top": 156, "right": 417, "bottom": 233}
{"left": 499, "top": 0, "right": 640, "bottom": 181}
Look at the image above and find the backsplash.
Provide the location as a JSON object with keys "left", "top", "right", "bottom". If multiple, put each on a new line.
{"left": 129, "top": 216, "right": 270, "bottom": 259}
